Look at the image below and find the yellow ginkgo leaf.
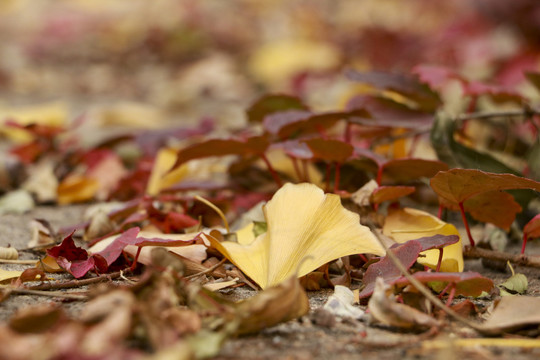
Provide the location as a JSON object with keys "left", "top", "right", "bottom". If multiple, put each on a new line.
{"left": 383, "top": 208, "right": 464, "bottom": 272}
{"left": 206, "top": 183, "right": 385, "bottom": 289}
{"left": 0, "top": 268, "right": 23, "bottom": 284}
{"left": 146, "top": 147, "right": 189, "bottom": 196}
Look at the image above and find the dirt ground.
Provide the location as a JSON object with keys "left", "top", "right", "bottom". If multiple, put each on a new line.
{"left": 2, "top": 205, "right": 540, "bottom": 359}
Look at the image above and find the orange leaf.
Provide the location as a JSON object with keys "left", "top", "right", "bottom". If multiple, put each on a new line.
{"left": 371, "top": 186, "right": 415, "bottom": 204}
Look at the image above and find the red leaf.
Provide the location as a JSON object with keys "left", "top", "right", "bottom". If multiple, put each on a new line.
{"left": 247, "top": 94, "right": 308, "bottom": 123}
{"left": 263, "top": 110, "right": 311, "bottom": 135}
{"left": 303, "top": 138, "right": 353, "bottom": 163}
{"left": 347, "top": 95, "right": 433, "bottom": 128}
{"left": 359, "top": 240, "right": 422, "bottom": 298}
{"left": 430, "top": 169, "right": 540, "bottom": 205}
{"left": 276, "top": 111, "right": 370, "bottom": 139}
{"left": 47, "top": 233, "right": 88, "bottom": 261}
{"left": 524, "top": 214, "right": 540, "bottom": 240}
{"left": 94, "top": 227, "right": 200, "bottom": 266}
{"left": 396, "top": 271, "right": 493, "bottom": 297}
{"left": 172, "top": 136, "right": 269, "bottom": 169}
{"left": 381, "top": 158, "right": 448, "bottom": 184}
{"left": 413, "top": 64, "right": 461, "bottom": 90}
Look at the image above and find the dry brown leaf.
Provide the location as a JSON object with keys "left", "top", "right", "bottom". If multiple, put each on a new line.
{"left": 480, "top": 296, "right": 540, "bottom": 333}
{"left": 368, "top": 277, "right": 440, "bottom": 330}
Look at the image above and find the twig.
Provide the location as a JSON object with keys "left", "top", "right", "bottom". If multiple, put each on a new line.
{"left": 185, "top": 258, "right": 227, "bottom": 280}
{"left": 457, "top": 107, "right": 540, "bottom": 121}
{"left": 463, "top": 246, "right": 540, "bottom": 268}
{"left": 5, "top": 288, "right": 88, "bottom": 300}
{"left": 0, "top": 259, "right": 38, "bottom": 265}
{"left": 366, "top": 223, "right": 499, "bottom": 336}
{"left": 27, "top": 271, "right": 124, "bottom": 290}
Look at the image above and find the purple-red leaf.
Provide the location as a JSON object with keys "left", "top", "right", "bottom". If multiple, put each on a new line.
{"left": 303, "top": 138, "right": 354, "bottom": 163}
{"left": 247, "top": 94, "right": 309, "bottom": 123}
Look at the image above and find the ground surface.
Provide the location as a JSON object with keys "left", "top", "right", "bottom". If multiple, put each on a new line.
{"left": 2, "top": 205, "right": 540, "bottom": 359}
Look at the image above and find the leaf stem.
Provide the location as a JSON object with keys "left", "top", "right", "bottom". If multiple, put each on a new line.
{"left": 458, "top": 202, "right": 475, "bottom": 247}
{"left": 435, "top": 248, "right": 443, "bottom": 272}
{"left": 194, "top": 195, "right": 230, "bottom": 233}
{"left": 521, "top": 234, "right": 528, "bottom": 255}
{"left": 260, "top": 154, "right": 283, "bottom": 187}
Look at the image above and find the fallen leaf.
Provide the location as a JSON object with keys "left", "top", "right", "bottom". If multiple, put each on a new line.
{"left": 0, "top": 247, "right": 18, "bottom": 260}
{"left": 146, "top": 147, "right": 189, "bottom": 196}
{"left": 235, "top": 275, "right": 309, "bottom": 335}
{"left": 0, "top": 268, "right": 23, "bottom": 284}
{"left": 207, "top": 183, "right": 385, "bottom": 289}
{"left": 383, "top": 207, "right": 464, "bottom": 272}
{"left": 368, "top": 277, "right": 440, "bottom": 330}
{"left": 498, "top": 263, "right": 528, "bottom": 296}
{"left": 0, "top": 189, "right": 34, "bottom": 215}
{"left": 380, "top": 158, "right": 448, "bottom": 184}
{"left": 57, "top": 175, "right": 99, "bottom": 205}
{"left": 303, "top": 138, "right": 354, "bottom": 163}
{"left": 480, "top": 296, "right": 540, "bottom": 332}
{"left": 322, "top": 285, "right": 364, "bottom": 319}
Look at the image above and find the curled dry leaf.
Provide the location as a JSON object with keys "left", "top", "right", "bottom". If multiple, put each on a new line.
{"left": 207, "top": 183, "right": 385, "bottom": 289}
{"left": 368, "top": 277, "right": 440, "bottom": 330}
{"left": 383, "top": 207, "right": 463, "bottom": 272}
{"left": 235, "top": 275, "right": 309, "bottom": 335}
{"left": 322, "top": 285, "right": 364, "bottom": 319}
{"left": 480, "top": 296, "right": 540, "bottom": 333}
{"left": 0, "top": 247, "right": 18, "bottom": 260}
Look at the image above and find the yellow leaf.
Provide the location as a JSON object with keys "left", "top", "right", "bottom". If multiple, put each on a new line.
{"left": 207, "top": 183, "right": 385, "bottom": 289}
{"left": 146, "top": 147, "right": 188, "bottom": 196}
{"left": 57, "top": 175, "right": 99, "bottom": 205}
{"left": 248, "top": 39, "right": 340, "bottom": 88}
{"left": 0, "top": 102, "right": 67, "bottom": 143}
{"left": 0, "top": 268, "right": 23, "bottom": 284}
{"left": 383, "top": 208, "right": 463, "bottom": 272}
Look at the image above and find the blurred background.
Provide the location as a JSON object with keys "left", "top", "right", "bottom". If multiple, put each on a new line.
{"left": 0, "top": 0, "right": 539, "bottom": 129}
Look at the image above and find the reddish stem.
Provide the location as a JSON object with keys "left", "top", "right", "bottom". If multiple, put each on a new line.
{"left": 437, "top": 204, "right": 444, "bottom": 219}
{"left": 358, "top": 254, "right": 368, "bottom": 263}
{"left": 333, "top": 162, "right": 341, "bottom": 193}
{"left": 436, "top": 248, "right": 444, "bottom": 272}
{"left": 376, "top": 166, "right": 383, "bottom": 186}
{"left": 438, "top": 282, "right": 453, "bottom": 299}
{"left": 325, "top": 163, "right": 331, "bottom": 192}
{"left": 458, "top": 202, "right": 475, "bottom": 247}
{"left": 130, "top": 246, "right": 143, "bottom": 271}
{"left": 261, "top": 154, "right": 283, "bottom": 187}
{"left": 445, "top": 285, "right": 456, "bottom": 306}
{"left": 521, "top": 234, "right": 528, "bottom": 255}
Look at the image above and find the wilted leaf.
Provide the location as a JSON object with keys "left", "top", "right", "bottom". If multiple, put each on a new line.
{"left": 430, "top": 169, "right": 540, "bottom": 205}
{"left": 322, "top": 285, "right": 364, "bottom": 319}
{"left": 0, "top": 268, "right": 23, "bottom": 284}
{"left": 480, "top": 296, "right": 540, "bottom": 332}
{"left": 499, "top": 274, "right": 528, "bottom": 296}
{"left": 383, "top": 208, "right": 464, "bottom": 272}
{"left": 0, "top": 189, "right": 34, "bottom": 215}
{"left": 235, "top": 275, "right": 309, "bottom": 335}
{"left": 368, "top": 277, "right": 440, "bottom": 330}
{"left": 207, "top": 183, "right": 385, "bottom": 289}
{"left": 0, "top": 247, "right": 18, "bottom": 260}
